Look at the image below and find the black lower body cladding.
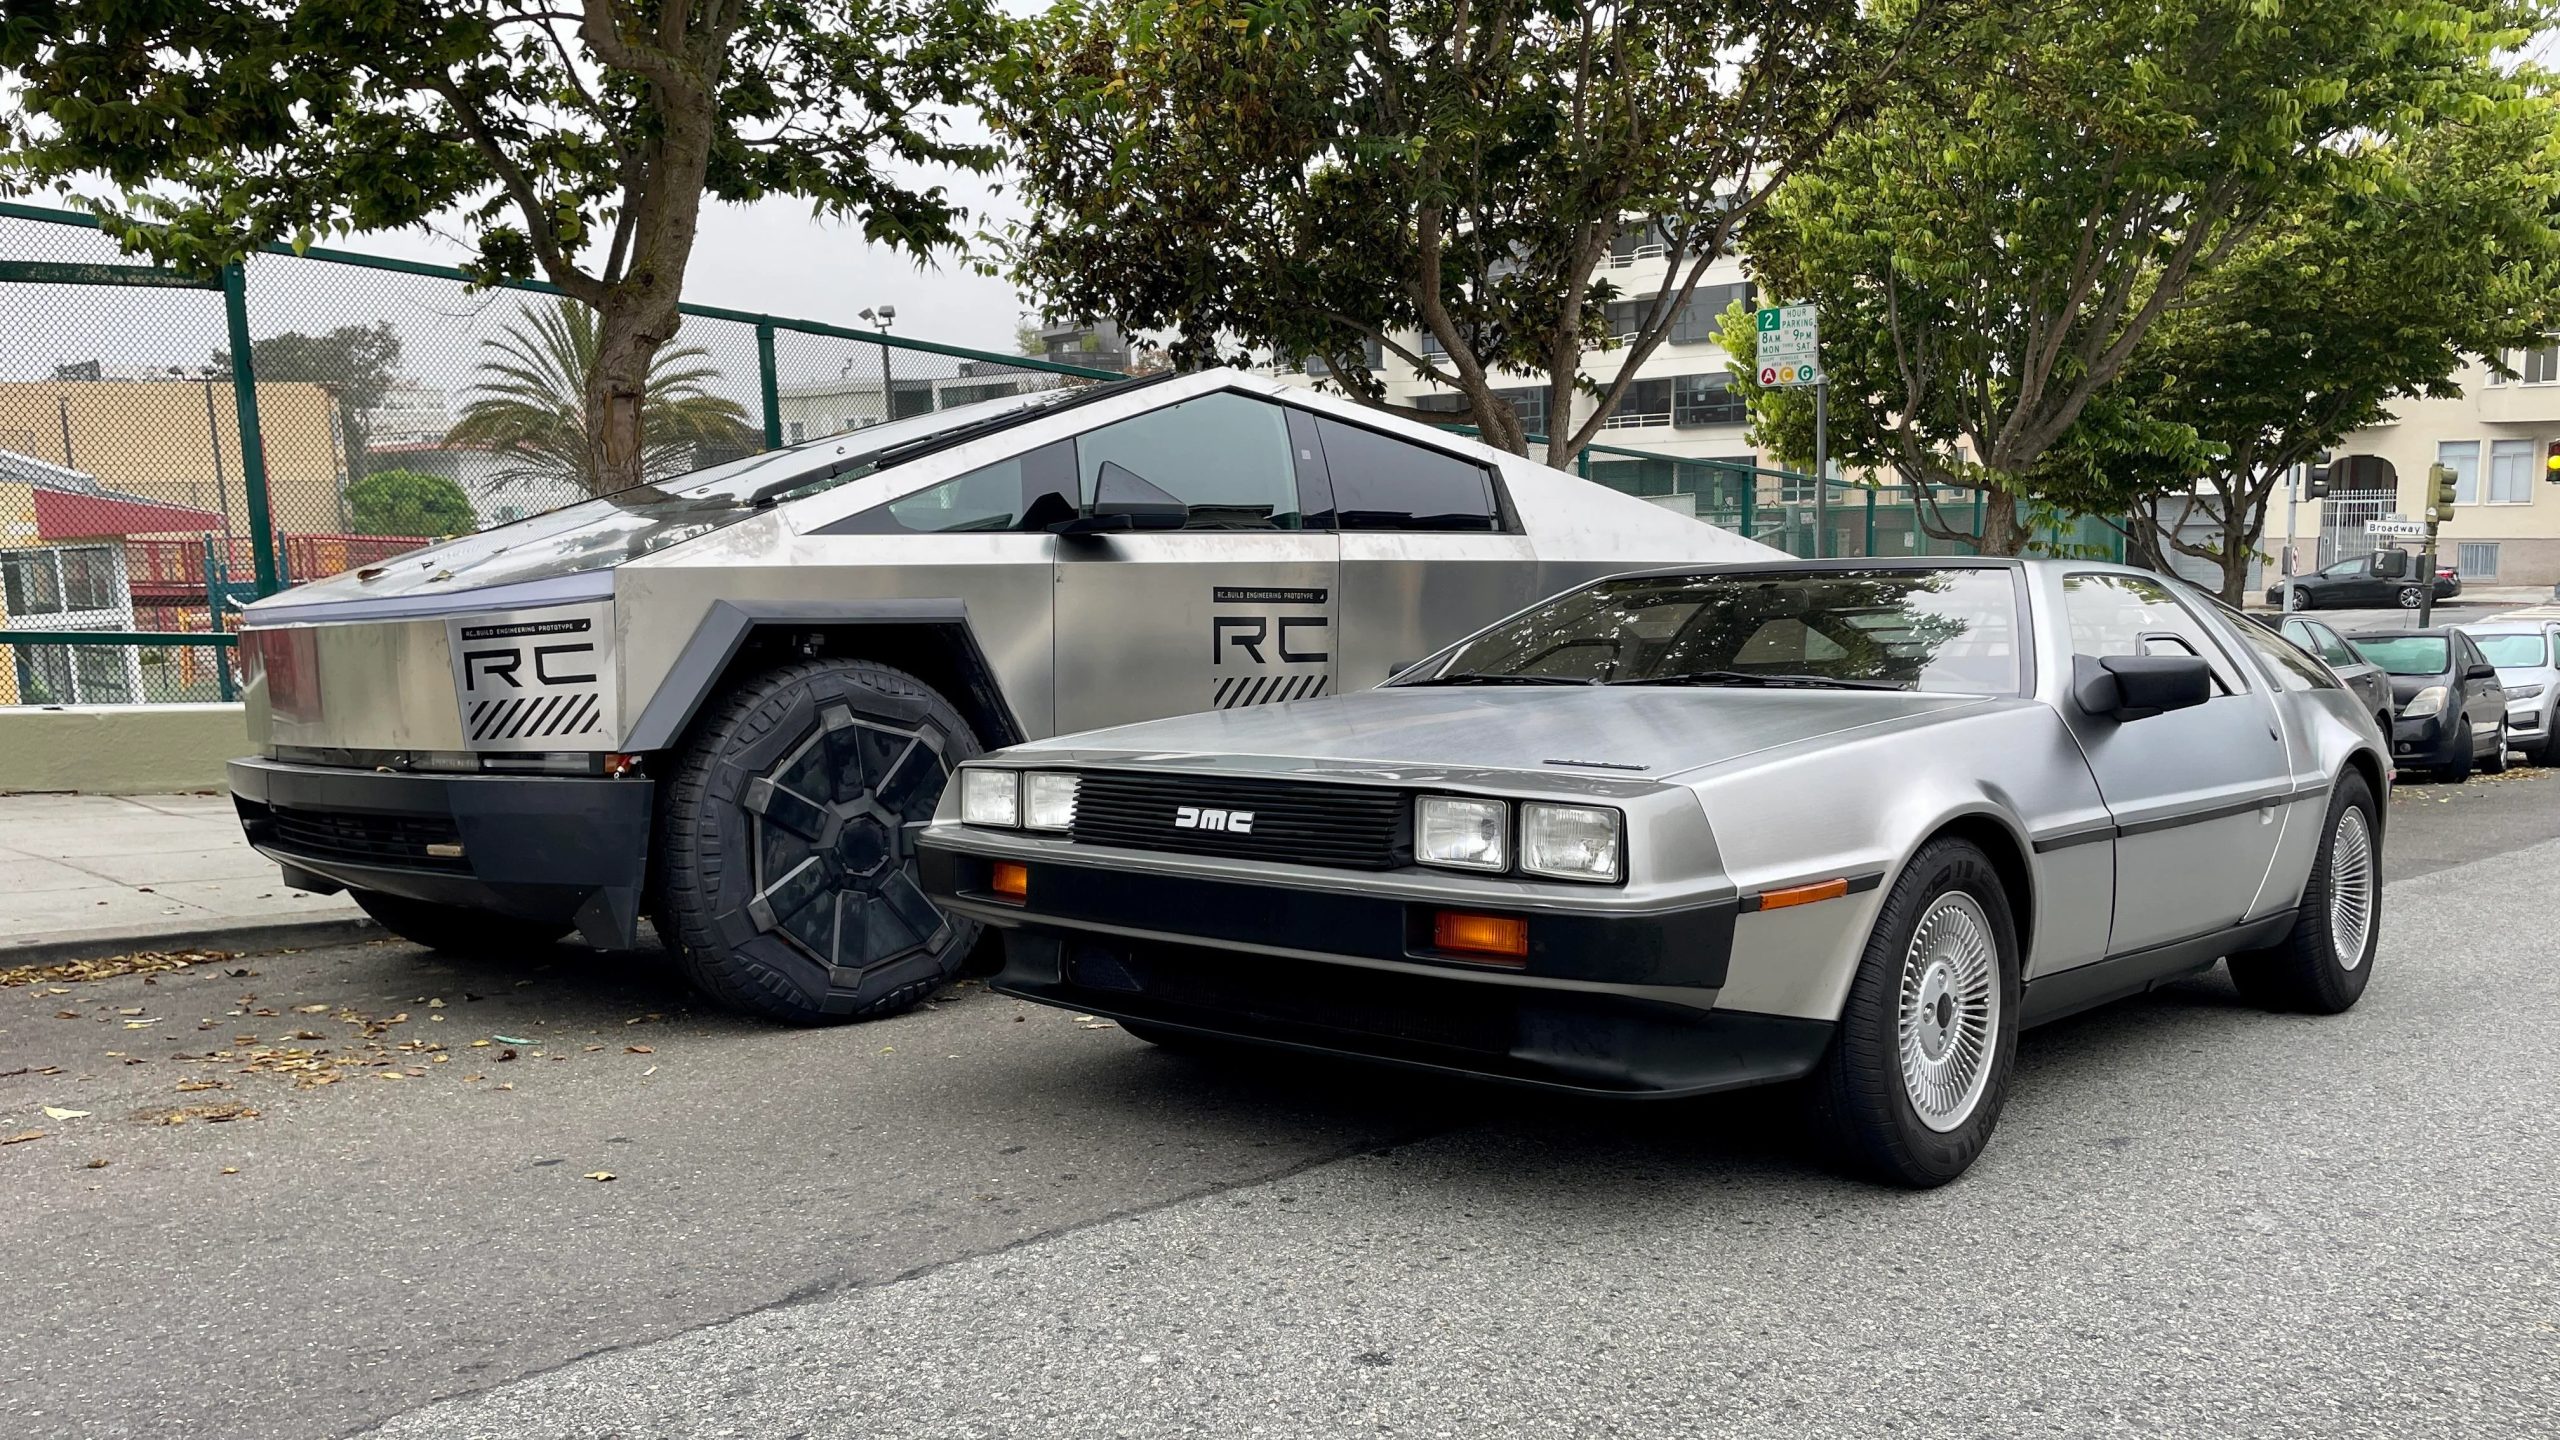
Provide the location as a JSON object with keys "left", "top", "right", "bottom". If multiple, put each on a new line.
{"left": 920, "top": 846, "right": 1832, "bottom": 1098}
{"left": 228, "top": 756, "right": 653, "bottom": 947}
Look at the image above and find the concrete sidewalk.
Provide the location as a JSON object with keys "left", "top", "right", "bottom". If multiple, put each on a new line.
{"left": 0, "top": 791, "right": 365, "bottom": 960}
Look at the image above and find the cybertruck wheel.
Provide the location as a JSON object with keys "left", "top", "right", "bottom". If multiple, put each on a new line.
{"left": 2227, "top": 773, "right": 2378, "bottom": 1015}
{"left": 655, "top": 658, "right": 983, "bottom": 1026}
{"left": 1805, "top": 838, "right": 2020, "bottom": 1188}
{"left": 352, "top": 890, "right": 570, "bottom": 953}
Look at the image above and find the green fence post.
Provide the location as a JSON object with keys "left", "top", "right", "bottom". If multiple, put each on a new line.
{"left": 1865, "top": 486, "right": 1877, "bottom": 557}
{"left": 755, "top": 321, "right": 782, "bottom": 450}
{"left": 220, "top": 261, "right": 280, "bottom": 596}
{"left": 1970, "top": 491, "right": 1985, "bottom": 556}
{"left": 205, "top": 536, "right": 235, "bottom": 702}
{"left": 1740, "top": 470, "right": 1756, "bottom": 538}
{"left": 1576, "top": 447, "right": 1591, "bottom": 479}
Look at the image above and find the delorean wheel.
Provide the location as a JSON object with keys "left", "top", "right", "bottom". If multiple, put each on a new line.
{"left": 1805, "top": 837, "right": 2021, "bottom": 1188}
{"left": 2227, "top": 772, "right": 2378, "bottom": 1015}
{"left": 654, "top": 658, "right": 983, "bottom": 1025}
{"left": 352, "top": 891, "right": 572, "bottom": 954}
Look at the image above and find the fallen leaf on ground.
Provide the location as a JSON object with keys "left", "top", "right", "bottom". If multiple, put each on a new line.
{"left": 174, "top": 1079, "right": 228, "bottom": 1093}
{"left": 427, "top": 998, "right": 445, "bottom": 1009}
{"left": 54, "top": 1011, "right": 78, "bottom": 1020}
{"left": 83, "top": 1158, "right": 107, "bottom": 1169}
{"left": 492, "top": 1034, "right": 531, "bottom": 1045}
{"left": 0, "top": 949, "right": 234, "bottom": 989}
{"left": 2, "top": 1131, "right": 43, "bottom": 1145}
{"left": 470, "top": 1039, "right": 491, "bottom": 1048}
{"left": 145, "top": 1104, "right": 259, "bottom": 1125}
{"left": 493, "top": 1048, "right": 518, "bottom": 1062}
{"left": 292, "top": 1004, "right": 329, "bottom": 1014}
{"left": 116, "top": 1007, "right": 143, "bottom": 1016}
{"left": 220, "top": 1166, "right": 238, "bottom": 1175}
{"left": 582, "top": 1171, "right": 615, "bottom": 1182}
{"left": 41, "top": 1107, "right": 89, "bottom": 1120}
{"left": 625, "top": 1044, "right": 653, "bottom": 1055}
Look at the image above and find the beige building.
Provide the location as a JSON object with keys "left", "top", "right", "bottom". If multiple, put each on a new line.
{"left": 0, "top": 377, "right": 352, "bottom": 538}
{"left": 2327, "top": 340, "right": 2560, "bottom": 588}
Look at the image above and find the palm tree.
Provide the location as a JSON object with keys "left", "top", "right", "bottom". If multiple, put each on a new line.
{"left": 444, "top": 298, "right": 754, "bottom": 499}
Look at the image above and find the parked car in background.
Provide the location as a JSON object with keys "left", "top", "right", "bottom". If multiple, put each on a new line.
{"left": 925, "top": 559, "right": 2390, "bottom": 1188}
{"left": 2279, "top": 616, "right": 2396, "bottom": 732}
{"left": 2457, "top": 617, "right": 2560, "bottom": 764}
{"left": 2436, "top": 562, "right": 2462, "bottom": 598}
{"left": 2266, "top": 550, "right": 2429, "bottom": 611}
{"left": 2352, "top": 627, "right": 2509, "bottom": 779}
{"left": 226, "top": 368, "right": 1776, "bottom": 1024}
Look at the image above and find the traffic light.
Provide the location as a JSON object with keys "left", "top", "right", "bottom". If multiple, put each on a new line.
{"left": 2428, "top": 462, "right": 2460, "bottom": 526}
{"left": 2546, "top": 440, "right": 2560, "bottom": 482}
{"left": 2305, "top": 453, "right": 2332, "bottom": 500}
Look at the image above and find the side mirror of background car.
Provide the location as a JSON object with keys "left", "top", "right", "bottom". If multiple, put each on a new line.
{"left": 2072, "top": 654, "right": 2212, "bottom": 722}
{"left": 2466, "top": 662, "right": 2498, "bottom": 682}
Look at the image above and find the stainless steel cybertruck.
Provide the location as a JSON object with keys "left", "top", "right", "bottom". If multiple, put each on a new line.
{"left": 227, "top": 368, "right": 1775, "bottom": 1023}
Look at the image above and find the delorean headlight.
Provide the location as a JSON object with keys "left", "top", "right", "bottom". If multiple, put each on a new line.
{"left": 960, "top": 768, "right": 1020, "bottom": 828}
{"left": 1521, "top": 803, "right": 1624, "bottom": 883}
{"left": 1416, "top": 796, "right": 1509, "bottom": 872}
{"left": 1023, "top": 772, "right": 1080, "bottom": 832}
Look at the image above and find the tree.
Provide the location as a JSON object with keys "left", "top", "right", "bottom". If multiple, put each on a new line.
{"left": 2105, "top": 110, "right": 2560, "bottom": 601}
{"left": 444, "top": 297, "right": 754, "bottom": 496}
{"left": 214, "top": 322, "right": 404, "bottom": 479}
{"left": 1726, "top": 0, "right": 2544, "bottom": 554}
{"left": 987, "top": 0, "right": 1934, "bottom": 466}
{"left": 3, "top": 0, "right": 1000, "bottom": 496}
{"left": 346, "top": 467, "right": 478, "bottom": 538}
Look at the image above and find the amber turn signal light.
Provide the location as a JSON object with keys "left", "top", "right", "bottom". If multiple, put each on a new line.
{"left": 990, "top": 861, "right": 1029, "bottom": 901}
{"left": 1757, "top": 877, "right": 1849, "bottom": 911}
{"left": 1432, "top": 910, "right": 1529, "bottom": 964}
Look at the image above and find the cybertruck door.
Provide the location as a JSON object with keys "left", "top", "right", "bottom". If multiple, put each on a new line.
{"left": 1302, "top": 413, "right": 1539, "bottom": 691}
{"left": 1053, "top": 392, "right": 1341, "bottom": 733}
{"left": 2056, "top": 572, "right": 2288, "bottom": 955}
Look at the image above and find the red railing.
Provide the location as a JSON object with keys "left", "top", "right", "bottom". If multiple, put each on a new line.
{"left": 121, "top": 533, "right": 431, "bottom": 597}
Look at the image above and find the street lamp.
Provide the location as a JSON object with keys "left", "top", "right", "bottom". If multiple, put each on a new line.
{"left": 860, "top": 305, "right": 898, "bottom": 428}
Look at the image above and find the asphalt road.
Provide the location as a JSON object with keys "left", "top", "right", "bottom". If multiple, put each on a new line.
{"left": 4, "top": 768, "right": 2557, "bottom": 1439}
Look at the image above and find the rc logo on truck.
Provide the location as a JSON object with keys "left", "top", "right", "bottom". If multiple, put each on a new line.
{"left": 445, "top": 603, "right": 618, "bottom": 752}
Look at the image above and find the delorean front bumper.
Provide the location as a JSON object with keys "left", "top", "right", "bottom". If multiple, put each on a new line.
{"left": 229, "top": 757, "right": 655, "bottom": 948}
{"left": 918, "top": 829, "right": 1835, "bottom": 1099}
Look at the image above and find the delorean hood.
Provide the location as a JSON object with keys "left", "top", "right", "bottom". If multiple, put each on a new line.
{"left": 1008, "top": 685, "right": 2000, "bottom": 786}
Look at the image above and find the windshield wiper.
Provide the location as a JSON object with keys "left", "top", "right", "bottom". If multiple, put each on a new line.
{"left": 1609, "top": 670, "right": 1903, "bottom": 692}
{"left": 1401, "top": 672, "right": 1598, "bottom": 687}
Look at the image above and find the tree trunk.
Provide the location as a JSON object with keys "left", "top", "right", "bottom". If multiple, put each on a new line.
{"left": 2215, "top": 505, "right": 2255, "bottom": 605}
{"left": 583, "top": 287, "right": 686, "bottom": 497}
{"left": 1975, "top": 489, "right": 2032, "bottom": 556}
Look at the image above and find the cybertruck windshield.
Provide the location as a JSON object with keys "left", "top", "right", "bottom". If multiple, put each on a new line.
{"left": 1405, "top": 566, "right": 2025, "bottom": 695}
{"left": 292, "top": 382, "right": 1118, "bottom": 603}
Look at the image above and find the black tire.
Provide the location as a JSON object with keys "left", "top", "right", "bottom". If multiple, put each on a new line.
{"left": 2441, "top": 721, "right": 2474, "bottom": 782}
{"left": 2227, "top": 773, "right": 2379, "bottom": 1015}
{"left": 352, "top": 890, "right": 570, "bottom": 953}
{"left": 2397, "top": 586, "right": 2425, "bottom": 609}
{"left": 1805, "top": 838, "right": 2021, "bottom": 1188}
{"left": 653, "top": 658, "right": 983, "bottom": 1025}
{"left": 2483, "top": 723, "right": 2510, "bottom": 775}
{"left": 2537, "top": 734, "right": 2560, "bottom": 768}
{"left": 2290, "top": 586, "right": 2314, "bottom": 611}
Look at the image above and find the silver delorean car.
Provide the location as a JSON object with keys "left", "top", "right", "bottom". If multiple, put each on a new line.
{"left": 920, "top": 559, "right": 2391, "bottom": 1186}
{"left": 225, "top": 369, "right": 1771, "bottom": 1023}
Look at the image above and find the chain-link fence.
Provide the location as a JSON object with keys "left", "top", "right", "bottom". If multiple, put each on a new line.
{"left": 0, "top": 200, "right": 1119, "bottom": 706}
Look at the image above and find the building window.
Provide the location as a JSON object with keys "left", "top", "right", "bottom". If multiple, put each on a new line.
{"left": 1606, "top": 223, "right": 1671, "bottom": 268}
{"left": 1, "top": 545, "right": 122, "bottom": 619}
{"left": 1600, "top": 378, "right": 1673, "bottom": 428}
{"left": 2458, "top": 541, "right": 2502, "bottom": 579}
{"left": 1408, "top": 391, "right": 1468, "bottom": 416}
{"left": 2438, "top": 440, "right": 2481, "bottom": 506}
{"left": 1417, "top": 329, "right": 1448, "bottom": 358}
{"left": 1672, "top": 374, "right": 1745, "bottom": 427}
{"left": 1602, "top": 299, "right": 1650, "bottom": 344}
{"left": 2489, "top": 438, "right": 2535, "bottom": 504}
{"left": 787, "top": 420, "right": 807, "bottom": 444}
{"left": 1670, "top": 282, "right": 1755, "bottom": 345}
{"left": 2524, "top": 341, "right": 2560, "bottom": 384}
{"left": 1492, "top": 386, "right": 1548, "bottom": 438}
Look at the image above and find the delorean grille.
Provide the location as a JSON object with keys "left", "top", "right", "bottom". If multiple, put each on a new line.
{"left": 1065, "top": 772, "right": 1408, "bottom": 871}
{"left": 266, "top": 807, "right": 469, "bottom": 872}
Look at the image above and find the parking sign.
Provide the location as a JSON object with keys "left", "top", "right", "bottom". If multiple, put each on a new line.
{"left": 1755, "top": 303, "right": 1820, "bottom": 387}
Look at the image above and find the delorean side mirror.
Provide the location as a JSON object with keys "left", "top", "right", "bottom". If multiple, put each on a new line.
{"left": 2072, "top": 654, "right": 2211, "bottom": 722}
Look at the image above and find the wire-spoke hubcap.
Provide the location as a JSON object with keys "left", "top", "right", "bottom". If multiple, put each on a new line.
{"left": 1898, "top": 892, "right": 2000, "bottom": 1133}
{"left": 2328, "top": 807, "right": 2375, "bottom": 971}
{"left": 741, "top": 704, "right": 954, "bottom": 976}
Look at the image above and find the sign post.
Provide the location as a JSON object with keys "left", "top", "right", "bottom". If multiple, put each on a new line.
{"left": 1756, "top": 304, "right": 1823, "bottom": 555}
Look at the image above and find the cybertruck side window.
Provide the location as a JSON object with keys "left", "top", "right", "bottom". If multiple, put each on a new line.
{"left": 1308, "top": 417, "right": 1501, "bottom": 532}
{"left": 831, "top": 442, "right": 1076, "bottom": 534}
{"left": 1073, "top": 392, "right": 1304, "bottom": 529}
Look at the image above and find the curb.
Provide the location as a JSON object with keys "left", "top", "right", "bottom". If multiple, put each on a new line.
{"left": 3, "top": 914, "right": 384, "bottom": 969}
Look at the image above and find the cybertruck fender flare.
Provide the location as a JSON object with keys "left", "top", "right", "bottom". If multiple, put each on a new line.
{"left": 621, "top": 599, "right": 1025, "bottom": 753}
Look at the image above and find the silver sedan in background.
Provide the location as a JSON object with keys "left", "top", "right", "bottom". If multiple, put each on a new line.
{"left": 924, "top": 559, "right": 2391, "bottom": 1188}
{"left": 2458, "top": 615, "right": 2560, "bottom": 765}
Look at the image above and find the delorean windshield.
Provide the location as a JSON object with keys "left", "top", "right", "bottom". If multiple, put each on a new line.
{"left": 308, "top": 385, "right": 1088, "bottom": 602}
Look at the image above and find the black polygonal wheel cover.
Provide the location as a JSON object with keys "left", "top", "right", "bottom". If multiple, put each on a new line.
{"left": 741, "top": 704, "right": 953, "bottom": 972}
